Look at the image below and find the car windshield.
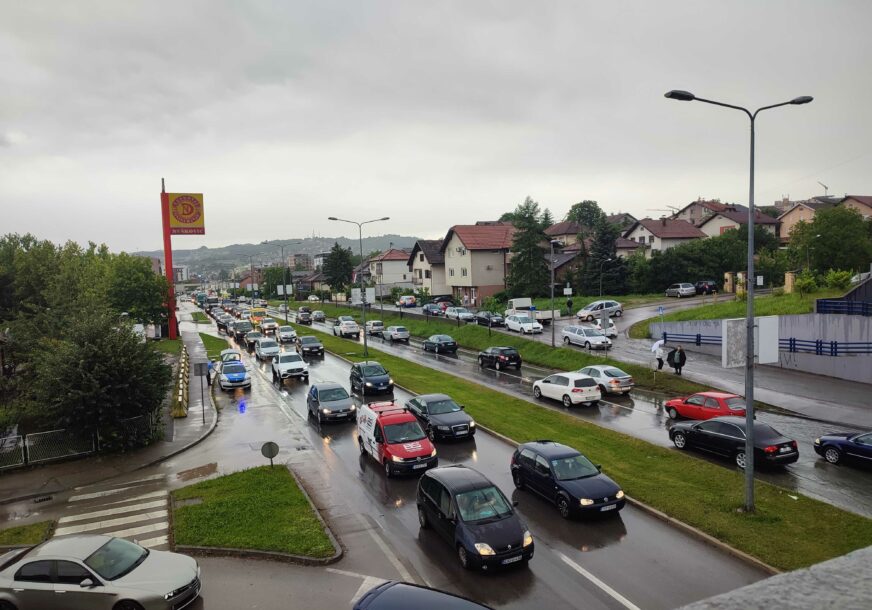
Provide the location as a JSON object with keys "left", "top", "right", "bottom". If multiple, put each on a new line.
{"left": 85, "top": 538, "right": 149, "bottom": 581}
{"left": 726, "top": 397, "right": 747, "bottom": 409}
{"left": 319, "top": 387, "right": 349, "bottom": 402}
{"left": 247, "top": 333, "right": 263, "bottom": 340}
{"left": 550, "top": 454, "right": 599, "bottom": 481}
{"left": 262, "top": 318, "right": 275, "bottom": 324}
{"left": 455, "top": 308, "right": 469, "bottom": 314}
{"left": 279, "top": 326, "right": 293, "bottom": 332}
{"left": 339, "top": 316, "right": 354, "bottom": 322}
{"left": 456, "top": 486, "right": 513, "bottom": 523}
{"left": 223, "top": 363, "right": 246, "bottom": 374}
{"left": 604, "top": 368, "right": 628, "bottom": 378}
{"left": 278, "top": 354, "right": 302, "bottom": 363}
{"left": 517, "top": 316, "right": 533, "bottom": 324}
{"left": 301, "top": 337, "right": 319, "bottom": 344}
{"left": 427, "top": 398, "right": 461, "bottom": 415}
{"left": 384, "top": 421, "right": 425, "bottom": 444}
{"left": 362, "top": 364, "right": 387, "bottom": 376}
{"left": 586, "top": 329, "right": 605, "bottom": 337}
{"left": 235, "top": 323, "right": 252, "bottom": 331}
{"left": 259, "top": 341, "right": 278, "bottom": 349}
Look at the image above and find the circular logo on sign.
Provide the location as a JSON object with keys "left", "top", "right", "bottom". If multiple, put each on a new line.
{"left": 171, "top": 195, "right": 202, "bottom": 224}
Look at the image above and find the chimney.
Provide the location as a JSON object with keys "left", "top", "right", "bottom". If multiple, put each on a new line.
{"left": 661, "top": 217, "right": 667, "bottom": 226}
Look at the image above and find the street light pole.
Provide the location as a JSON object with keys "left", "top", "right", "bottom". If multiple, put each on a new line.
{"left": 599, "top": 258, "right": 613, "bottom": 298}
{"left": 665, "top": 89, "right": 812, "bottom": 512}
{"left": 549, "top": 240, "right": 563, "bottom": 348}
{"left": 328, "top": 216, "right": 390, "bottom": 358}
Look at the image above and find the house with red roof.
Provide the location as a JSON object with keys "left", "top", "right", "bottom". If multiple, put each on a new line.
{"left": 544, "top": 221, "right": 587, "bottom": 248}
{"left": 369, "top": 248, "right": 413, "bottom": 289}
{"left": 440, "top": 224, "right": 515, "bottom": 305}
{"left": 623, "top": 218, "right": 706, "bottom": 258}
{"left": 841, "top": 195, "right": 872, "bottom": 220}
{"left": 696, "top": 206, "right": 779, "bottom": 238}
{"left": 671, "top": 198, "right": 737, "bottom": 225}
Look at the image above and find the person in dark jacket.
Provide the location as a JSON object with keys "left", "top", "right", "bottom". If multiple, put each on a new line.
{"left": 667, "top": 346, "right": 687, "bottom": 375}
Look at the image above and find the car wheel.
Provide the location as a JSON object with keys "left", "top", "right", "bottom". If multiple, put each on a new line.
{"left": 533, "top": 386, "right": 542, "bottom": 399}
{"left": 599, "top": 384, "right": 607, "bottom": 394}
{"left": 512, "top": 469, "right": 525, "bottom": 489}
{"left": 563, "top": 337, "right": 570, "bottom": 345}
{"left": 562, "top": 395, "right": 572, "bottom": 408}
{"left": 672, "top": 432, "right": 687, "bottom": 449}
{"left": 584, "top": 341, "right": 591, "bottom": 350}
{"left": 495, "top": 361, "right": 502, "bottom": 371}
{"left": 615, "top": 310, "right": 623, "bottom": 317}
{"left": 418, "top": 506, "right": 430, "bottom": 529}
{"left": 735, "top": 451, "right": 746, "bottom": 469}
{"left": 478, "top": 357, "right": 485, "bottom": 367}
{"left": 458, "top": 545, "right": 471, "bottom": 570}
{"left": 114, "top": 602, "right": 145, "bottom": 610}
{"left": 667, "top": 407, "right": 679, "bottom": 419}
{"left": 824, "top": 447, "right": 842, "bottom": 464}
{"left": 384, "top": 460, "right": 393, "bottom": 478}
{"left": 586, "top": 315, "right": 594, "bottom": 321}
{"left": 557, "top": 496, "right": 571, "bottom": 519}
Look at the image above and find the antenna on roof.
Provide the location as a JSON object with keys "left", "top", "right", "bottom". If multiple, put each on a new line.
{"left": 817, "top": 181, "right": 829, "bottom": 196}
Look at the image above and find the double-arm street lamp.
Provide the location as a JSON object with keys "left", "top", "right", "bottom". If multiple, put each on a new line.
{"left": 665, "top": 89, "right": 812, "bottom": 512}
{"left": 328, "top": 216, "right": 390, "bottom": 358}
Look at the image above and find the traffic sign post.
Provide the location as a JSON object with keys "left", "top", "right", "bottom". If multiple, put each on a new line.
{"left": 261, "top": 441, "right": 279, "bottom": 468}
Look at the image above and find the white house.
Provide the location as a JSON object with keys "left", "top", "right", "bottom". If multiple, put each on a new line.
{"left": 407, "top": 239, "right": 449, "bottom": 297}
{"left": 623, "top": 218, "right": 706, "bottom": 258}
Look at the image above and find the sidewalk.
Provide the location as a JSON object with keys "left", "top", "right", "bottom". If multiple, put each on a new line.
{"left": 0, "top": 330, "right": 218, "bottom": 505}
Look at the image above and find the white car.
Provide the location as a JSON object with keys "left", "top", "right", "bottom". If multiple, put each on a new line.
{"left": 259, "top": 317, "right": 279, "bottom": 335}
{"left": 445, "top": 307, "right": 475, "bottom": 322}
{"left": 533, "top": 372, "right": 601, "bottom": 408}
{"left": 505, "top": 315, "right": 543, "bottom": 334}
{"left": 308, "top": 294, "right": 321, "bottom": 302}
{"left": 254, "top": 338, "right": 281, "bottom": 360}
{"left": 561, "top": 325, "right": 612, "bottom": 350}
{"left": 271, "top": 352, "right": 309, "bottom": 382}
{"left": 333, "top": 316, "right": 360, "bottom": 338}
{"left": 591, "top": 318, "right": 618, "bottom": 338}
{"left": 383, "top": 325, "right": 410, "bottom": 343}
{"left": 577, "top": 365, "right": 635, "bottom": 395}
{"left": 277, "top": 325, "right": 297, "bottom": 343}
{"left": 576, "top": 300, "right": 623, "bottom": 321}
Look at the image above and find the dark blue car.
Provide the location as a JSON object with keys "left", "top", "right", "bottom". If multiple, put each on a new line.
{"left": 354, "top": 581, "right": 493, "bottom": 610}
{"left": 814, "top": 431, "right": 872, "bottom": 466}
{"left": 511, "top": 440, "right": 625, "bottom": 518}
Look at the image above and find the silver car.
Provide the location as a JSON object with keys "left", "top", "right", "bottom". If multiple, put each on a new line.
{"left": 445, "top": 307, "right": 475, "bottom": 322}
{"left": 561, "top": 325, "right": 612, "bottom": 350}
{"left": 383, "top": 325, "right": 410, "bottom": 343}
{"left": 0, "top": 535, "right": 200, "bottom": 610}
{"left": 577, "top": 365, "right": 635, "bottom": 395}
{"left": 576, "top": 300, "right": 623, "bottom": 321}
{"left": 665, "top": 283, "right": 697, "bottom": 298}
{"left": 307, "top": 382, "right": 357, "bottom": 423}
{"left": 254, "top": 338, "right": 281, "bottom": 360}
{"left": 277, "top": 325, "right": 297, "bottom": 343}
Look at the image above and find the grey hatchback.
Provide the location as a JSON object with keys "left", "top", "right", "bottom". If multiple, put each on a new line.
{"left": 307, "top": 382, "right": 357, "bottom": 423}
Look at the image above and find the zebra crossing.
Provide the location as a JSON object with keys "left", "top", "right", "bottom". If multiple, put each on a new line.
{"left": 53, "top": 473, "right": 171, "bottom": 550}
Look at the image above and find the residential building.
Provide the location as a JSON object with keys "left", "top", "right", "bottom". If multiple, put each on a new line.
{"left": 841, "top": 195, "right": 872, "bottom": 220}
{"left": 696, "top": 207, "right": 779, "bottom": 238}
{"left": 615, "top": 236, "right": 644, "bottom": 258}
{"left": 547, "top": 251, "right": 582, "bottom": 286}
{"left": 313, "top": 252, "right": 330, "bottom": 269}
{"left": 671, "top": 199, "right": 739, "bottom": 225}
{"left": 172, "top": 266, "right": 189, "bottom": 282}
{"left": 352, "top": 259, "right": 372, "bottom": 285}
{"left": 289, "top": 253, "right": 313, "bottom": 271}
{"left": 777, "top": 200, "right": 836, "bottom": 244}
{"left": 605, "top": 213, "right": 637, "bottom": 230}
{"left": 544, "top": 221, "right": 586, "bottom": 247}
{"left": 407, "top": 239, "right": 449, "bottom": 296}
{"left": 441, "top": 224, "right": 515, "bottom": 305}
{"left": 773, "top": 195, "right": 841, "bottom": 213}
{"left": 302, "top": 271, "right": 330, "bottom": 293}
{"left": 623, "top": 218, "right": 706, "bottom": 258}
{"left": 370, "top": 248, "right": 412, "bottom": 287}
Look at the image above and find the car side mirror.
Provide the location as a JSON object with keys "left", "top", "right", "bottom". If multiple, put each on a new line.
{"left": 512, "top": 500, "right": 519, "bottom": 507}
{"left": 595, "top": 464, "right": 602, "bottom": 471}
{"left": 459, "top": 405, "right": 465, "bottom": 410}
{"left": 80, "top": 578, "right": 96, "bottom": 588}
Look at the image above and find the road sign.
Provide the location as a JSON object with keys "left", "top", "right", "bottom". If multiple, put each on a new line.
{"left": 657, "top": 306, "right": 665, "bottom": 315}
{"left": 563, "top": 287, "right": 573, "bottom": 296}
{"left": 277, "top": 285, "right": 294, "bottom": 296}
{"left": 756, "top": 275, "right": 764, "bottom": 287}
{"left": 193, "top": 362, "right": 208, "bottom": 377}
{"left": 366, "top": 287, "right": 376, "bottom": 304}
{"left": 721, "top": 316, "right": 779, "bottom": 368}
{"left": 261, "top": 441, "right": 279, "bottom": 467}
{"left": 351, "top": 288, "right": 362, "bottom": 305}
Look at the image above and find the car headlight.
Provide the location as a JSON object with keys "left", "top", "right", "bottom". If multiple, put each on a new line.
{"left": 616, "top": 490, "right": 624, "bottom": 500}
{"left": 391, "top": 455, "right": 403, "bottom": 462}
{"left": 220, "top": 375, "right": 228, "bottom": 381}
{"left": 580, "top": 498, "right": 595, "bottom": 506}
{"left": 523, "top": 530, "right": 533, "bottom": 547}
{"left": 350, "top": 405, "right": 356, "bottom": 411}
{"left": 474, "top": 542, "right": 496, "bottom": 556}
{"left": 322, "top": 408, "right": 330, "bottom": 414}
{"left": 814, "top": 438, "right": 821, "bottom": 445}
{"left": 430, "top": 449, "right": 437, "bottom": 457}
{"left": 365, "top": 382, "right": 373, "bottom": 387}
{"left": 388, "top": 378, "right": 394, "bottom": 384}
{"left": 469, "top": 420, "right": 476, "bottom": 427}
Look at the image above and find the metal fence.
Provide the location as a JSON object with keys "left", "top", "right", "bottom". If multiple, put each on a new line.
{"left": 815, "top": 299, "right": 872, "bottom": 316}
{"left": 26, "top": 429, "right": 95, "bottom": 464}
{"left": 0, "top": 435, "right": 25, "bottom": 470}
{"left": 661, "top": 332, "right": 872, "bottom": 356}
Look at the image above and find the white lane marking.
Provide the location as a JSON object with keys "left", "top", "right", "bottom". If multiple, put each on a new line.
{"left": 54, "top": 510, "right": 168, "bottom": 536}
{"left": 58, "top": 500, "right": 168, "bottom": 524}
{"left": 73, "top": 474, "right": 165, "bottom": 491}
{"left": 87, "top": 521, "right": 168, "bottom": 540}
{"left": 137, "top": 534, "right": 169, "bottom": 548}
{"left": 69, "top": 486, "right": 139, "bottom": 502}
{"left": 360, "top": 516, "right": 416, "bottom": 584}
{"left": 557, "top": 551, "right": 641, "bottom": 610}
{"left": 352, "top": 576, "right": 387, "bottom": 604}
{"left": 97, "top": 490, "right": 168, "bottom": 506}
{"left": 326, "top": 567, "right": 374, "bottom": 579}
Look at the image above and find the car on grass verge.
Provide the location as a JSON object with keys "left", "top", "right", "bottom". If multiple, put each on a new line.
{"left": 511, "top": 440, "right": 625, "bottom": 519}
{"left": 217, "top": 361, "right": 251, "bottom": 391}
{"left": 505, "top": 315, "right": 543, "bottom": 335}
{"left": 477, "top": 347, "right": 522, "bottom": 371}
{"left": 254, "top": 338, "right": 281, "bottom": 361}
{"left": 350, "top": 361, "right": 394, "bottom": 396}
{"left": 422, "top": 335, "right": 458, "bottom": 354}
{"left": 669, "top": 416, "right": 798, "bottom": 468}
{"left": 354, "top": 581, "right": 493, "bottom": 610}
{"left": 575, "top": 300, "right": 623, "bottom": 321}
{"left": 665, "top": 392, "right": 746, "bottom": 420}
{"left": 296, "top": 335, "right": 324, "bottom": 357}
{"left": 577, "top": 365, "right": 634, "bottom": 395}
{"left": 405, "top": 394, "right": 476, "bottom": 442}
{"left": 383, "top": 326, "right": 410, "bottom": 343}
{"left": 358, "top": 401, "right": 437, "bottom": 478}
{"left": 417, "top": 465, "right": 533, "bottom": 571}
{"left": 561, "top": 325, "right": 612, "bottom": 350}
{"left": 333, "top": 316, "right": 361, "bottom": 339}
{"left": 0, "top": 535, "right": 201, "bottom": 610}
{"left": 277, "top": 325, "right": 297, "bottom": 343}
{"left": 271, "top": 352, "right": 309, "bottom": 383}
{"left": 814, "top": 431, "right": 872, "bottom": 466}
{"left": 533, "top": 373, "right": 600, "bottom": 408}
{"left": 307, "top": 382, "right": 355, "bottom": 423}
{"left": 474, "top": 311, "right": 504, "bottom": 327}
{"left": 665, "top": 283, "right": 696, "bottom": 298}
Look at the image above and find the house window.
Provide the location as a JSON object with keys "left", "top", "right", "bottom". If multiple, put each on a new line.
{"left": 419, "top": 253, "right": 424, "bottom": 262}
{"left": 376, "top": 263, "right": 383, "bottom": 275}
{"left": 648, "top": 236, "right": 654, "bottom": 244}
{"left": 416, "top": 269, "right": 422, "bottom": 279}
{"left": 449, "top": 268, "right": 455, "bottom": 277}
{"left": 403, "top": 274, "right": 406, "bottom": 280}
{"left": 425, "top": 270, "right": 431, "bottom": 279}
{"left": 461, "top": 268, "right": 468, "bottom": 277}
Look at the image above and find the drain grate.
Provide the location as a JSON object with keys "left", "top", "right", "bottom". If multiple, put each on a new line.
{"left": 33, "top": 496, "right": 53, "bottom": 503}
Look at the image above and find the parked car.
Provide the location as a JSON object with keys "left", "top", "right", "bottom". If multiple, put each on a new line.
{"left": 416, "top": 465, "right": 534, "bottom": 570}
{"left": 308, "top": 294, "right": 320, "bottom": 302}
{"left": 422, "top": 334, "right": 458, "bottom": 354}
{"left": 533, "top": 373, "right": 601, "bottom": 408}
{"left": 312, "top": 310, "right": 326, "bottom": 322}
{"left": 405, "top": 393, "right": 476, "bottom": 442}
{"left": 354, "top": 581, "right": 494, "bottom": 610}
{"left": 695, "top": 280, "right": 718, "bottom": 295}
{"left": 383, "top": 325, "right": 410, "bottom": 343}
{"left": 429, "top": 295, "right": 455, "bottom": 305}
{"left": 445, "top": 307, "right": 475, "bottom": 322}
{"left": 576, "top": 300, "right": 623, "bottom": 321}
{"left": 366, "top": 320, "right": 385, "bottom": 336}
{"left": 396, "top": 295, "right": 417, "bottom": 308}
{"left": 577, "top": 365, "right": 634, "bottom": 395}
{"left": 254, "top": 338, "right": 281, "bottom": 360}
{"left": 665, "top": 283, "right": 697, "bottom": 298}
{"left": 665, "top": 392, "right": 747, "bottom": 420}
{"left": 350, "top": 360, "right": 394, "bottom": 396}
{"left": 0, "top": 535, "right": 201, "bottom": 610}
{"left": 474, "top": 311, "right": 504, "bottom": 327}
{"left": 478, "top": 347, "right": 522, "bottom": 371}
{"left": 271, "top": 351, "right": 309, "bottom": 383}
{"left": 421, "top": 303, "right": 444, "bottom": 316}
{"left": 814, "top": 430, "right": 872, "bottom": 466}
{"left": 243, "top": 331, "right": 264, "bottom": 351}
{"left": 669, "top": 416, "right": 799, "bottom": 468}
{"left": 277, "top": 325, "right": 297, "bottom": 343}
{"left": 307, "top": 382, "right": 356, "bottom": 423}
{"left": 561, "top": 325, "right": 612, "bottom": 350}
{"left": 218, "top": 360, "right": 251, "bottom": 390}
{"left": 591, "top": 317, "right": 618, "bottom": 338}
{"left": 505, "top": 315, "right": 543, "bottom": 335}
{"left": 333, "top": 316, "right": 361, "bottom": 339}
{"left": 504, "top": 297, "right": 558, "bottom": 324}
{"left": 511, "top": 440, "right": 625, "bottom": 518}
{"left": 296, "top": 335, "right": 325, "bottom": 357}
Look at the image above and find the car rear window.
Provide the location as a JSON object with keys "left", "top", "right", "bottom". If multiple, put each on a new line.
{"left": 395, "top": 327, "right": 407, "bottom": 333}
{"left": 574, "top": 378, "right": 596, "bottom": 388}
{"left": 499, "top": 348, "right": 519, "bottom": 356}
{"left": 604, "top": 368, "right": 628, "bottom": 377}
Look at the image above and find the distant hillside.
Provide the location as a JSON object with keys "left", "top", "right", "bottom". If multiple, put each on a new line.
{"left": 134, "top": 234, "right": 420, "bottom": 276}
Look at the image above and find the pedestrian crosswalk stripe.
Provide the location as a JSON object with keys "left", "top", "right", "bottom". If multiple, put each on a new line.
{"left": 137, "top": 535, "right": 169, "bottom": 548}
{"left": 69, "top": 486, "right": 142, "bottom": 502}
{"left": 98, "top": 521, "right": 168, "bottom": 540}
{"left": 96, "top": 490, "right": 168, "bottom": 506}
{"left": 58, "top": 500, "right": 168, "bottom": 524}
{"left": 73, "top": 474, "right": 165, "bottom": 491}
{"left": 54, "top": 510, "right": 168, "bottom": 536}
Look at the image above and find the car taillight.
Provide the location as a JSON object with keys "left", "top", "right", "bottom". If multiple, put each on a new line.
{"left": 499, "top": 356, "right": 507, "bottom": 361}
{"left": 571, "top": 388, "right": 589, "bottom": 393}
{"left": 790, "top": 441, "right": 797, "bottom": 449}
{"left": 609, "top": 379, "right": 620, "bottom": 385}
{"left": 764, "top": 445, "right": 778, "bottom": 454}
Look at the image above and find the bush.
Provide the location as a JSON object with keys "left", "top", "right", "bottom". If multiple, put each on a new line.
{"left": 795, "top": 270, "right": 818, "bottom": 297}
{"left": 771, "top": 287, "right": 785, "bottom": 297}
{"left": 824, "top": 269, "right": 852, "bottom": 292}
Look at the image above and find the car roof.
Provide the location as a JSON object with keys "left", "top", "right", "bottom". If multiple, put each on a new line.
{"left": 359, "top": 360, "right": 383, "bottom": 367}
{"left": 360, "top": 581, "right": 494, "bottom": 609}
{"left": 417, "top": 393, "right": 452, "bottom": 403}
{"left": 710, "top": 416, "right": 778, "bottom": 433}
{"left": 28, "top": 535, "right": 111, "bottom": 559}
{"left": 313, "top": 381, "right": 344, "bottom": 391}
{"left": 425, "top": 465, "right": 494, "bottom": 493}
{"left": 549, "top": 371, "right": 594, "bottom": 380}
{"left": 520, "top": 440, "right": 580, "bottom": 460}
{"left": 693, "top": 391, "right": 740, "bottom": 399}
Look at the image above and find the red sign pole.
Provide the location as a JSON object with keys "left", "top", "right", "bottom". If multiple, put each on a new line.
{"left": 160, "top": 178, "right": 179, "bottom": 339}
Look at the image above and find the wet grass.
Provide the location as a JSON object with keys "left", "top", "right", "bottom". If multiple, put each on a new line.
{"left": 191, "top": 311, "right": 210, "bottom": 324}
{"left": 199, "top": 333, "right": 231, "bottom": 361}
{"left": 172, "top": 466, "right": 334, "bottom": 558}
{"left": 287, "top": 320, "right": 872, "bottom": 571}
{"left": 0, "top": 521, "right": 53, "bottom": 545}
{"left": 153, "top": 339, "right": 182, "bottom": 356}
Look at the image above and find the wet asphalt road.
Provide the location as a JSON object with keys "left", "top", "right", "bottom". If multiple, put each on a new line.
{"left": 281, "top": 312, "right": 872, "bottom": 518}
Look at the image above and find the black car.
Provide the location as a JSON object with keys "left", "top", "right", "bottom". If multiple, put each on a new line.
{"left": 405, "top": 394, "right": 476, "bottom": 442}
{"left": 417, "top": 465, "right": 534, "bottom": 571}
{"left": 421, "top": 304, "right": 443, "bottom": 317}
{"left": 350, "top": 360, "right": 394, "bottom": 396}
{"left": 232, "top": 320, "right": 253, "bottom": 341}
{"left": 669, "top": 416, "right": 798, "bottom": 468}
{"left": 297, "top": 310, "right": 313, "bottom": 325}
{"left": 814, "top": 430, "right": 872, "bottom": 466}
{"left": 429, "top": 295, "right": 455, "bottom": 305}
{"left": 478, "top": 347, "right": 521, "bottom": 370}
{"left": 244, "top": 331, "right": 264, "bottom": 351}
{"left": 695, "top": 280, "right": 718, "bottom": 295}
{"left": 511, "top": 441, "right": 624, "bottom": 519}
{"left": 296, "top": 335, "right": 324, "bottom": 357}
{"left": 422, "top": 335, "right": 457, "bottom": 354}
{"left": 474, "top": 311, "right": 504, "bottom": 327}
{"left": 355, "top": 581, "right": 493, "bottom": 610}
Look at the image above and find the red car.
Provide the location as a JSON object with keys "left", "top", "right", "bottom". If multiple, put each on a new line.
{"left": 665, "top": 392, "right": 747, "bottom": 420}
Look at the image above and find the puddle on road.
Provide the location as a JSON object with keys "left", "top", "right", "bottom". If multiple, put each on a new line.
{"left": 176, "top": 462, "right": 218, "bottom": 481}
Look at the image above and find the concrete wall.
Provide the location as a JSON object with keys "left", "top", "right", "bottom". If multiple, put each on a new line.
{"left": 651, "top": 313, "right": 872, "bottom": 384}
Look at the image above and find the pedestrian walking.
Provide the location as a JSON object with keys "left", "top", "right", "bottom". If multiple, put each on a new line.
{"left": 655, "top": 345, "right": 665, "bottom": 370}
{"left": 668, "top": 346, "right": 687, "bottom": 375}
{"left": 463, "top": 293, "right": 469, "bottom": 307}
{"left": 206, "top": 360, "right": 214, "bottom": 386}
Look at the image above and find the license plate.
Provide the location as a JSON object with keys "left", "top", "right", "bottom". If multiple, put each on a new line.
{"left": 413, "top": 463, "right": 428, "bottom": 469}
{"left": 502, "top": 555, "right": 523, "bottom": 565}
{"left": 455, "top": 431, "right": 468, "bottom": 435}
{"left": 600, "top": 504, "right": 617, "bottom": 512}
{"left": 779, "top": 446, "right": 792, "bottom": 453}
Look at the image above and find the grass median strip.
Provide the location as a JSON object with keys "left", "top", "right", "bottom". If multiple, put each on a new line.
{"left": 199, "top": 332, "right": 230, "bottom": 361}
{"left": 285, "top": 319, "right": 872, "bottom": 572}
{"left": 0, "top": 521, "right": 54, "bottom": 545}
{"left": 191, "top": 311, "right": 210, "bottom": 324}
{"left": 172, "top": 466, "right": 334, "bottom": 558}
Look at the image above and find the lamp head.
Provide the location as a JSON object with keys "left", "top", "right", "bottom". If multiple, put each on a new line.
{"left": 380, "top": 217, "right": 390, "bottom": 221}
{"left": 665, "top": 90, "right": 696, "bottom": 102}
{"left": 328, "top": 217, "right": 338, "bottom": 221}
{"left": 790, "top": 96, "right": 813, "bottom": 105}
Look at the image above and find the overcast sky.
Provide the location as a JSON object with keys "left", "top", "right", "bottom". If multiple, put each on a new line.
{"left": 2, "top": 1, "right": 870, "bottom": 252}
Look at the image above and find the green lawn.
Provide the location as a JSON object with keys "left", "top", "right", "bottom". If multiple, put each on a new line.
{"left": 172, "top": 466, "right": 334, "bottom": 558}
{"left": 199, "top": 333, "right": 231, "bottom": 361}
{"left": 191, "top": 311, "right": 210, "bottom": 324}
{"left": 153, "top": 339, "right": 182, "bottom": 356}
{"left": 0, "top": 521, "right": 53, "bottom": 545}
{"left": 281, "top": 320, "right": 872, "bottom": 571}
{"left": 531, "top": 293, "right": 666, "bottom": 316}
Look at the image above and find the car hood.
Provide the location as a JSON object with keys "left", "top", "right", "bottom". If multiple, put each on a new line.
{"left": 464, "top": 514, "right": 525, "bottom": 549}
{"left": 560, "top": 473, "right": 620, "bottom": 499}
{"left": 321, "top": 397, "right": 354, "bottom": 411}
{"left": 114, "top": 549, "right": 198, "bottom": 594}
{"left": 389, "top": 438, "right": 434, "bottom": 458}
{"left": 429, "top": 411, "right": 472, "bottom": 427}
{"left": 260, "top": 347, "right": 280, "bottom": 354}
{"left": 277, "top": 361, "right": 306, "bottom": 370}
